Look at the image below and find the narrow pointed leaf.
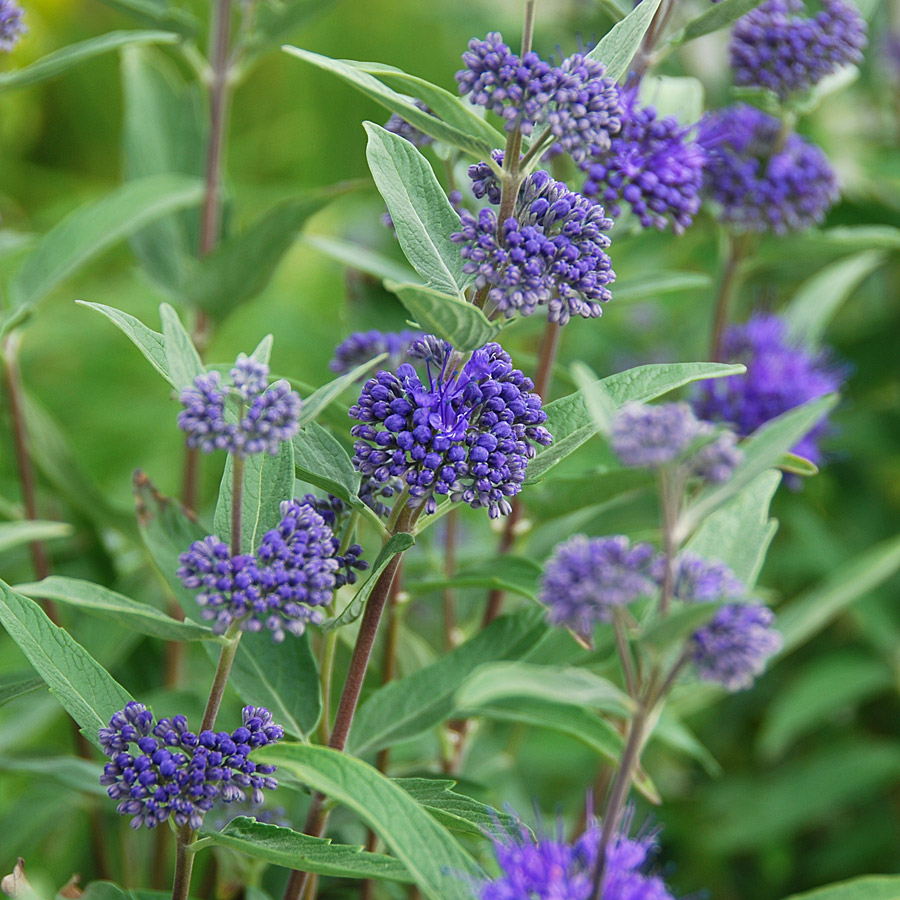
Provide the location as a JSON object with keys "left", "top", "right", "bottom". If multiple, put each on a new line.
{"left": 0, "top": 521, "right": 72, "bottom": 553}
{"left": 159, "top": 303, "right": 203, "bottom": 390}
{"left": 587, "top": 0, "right": 663, "bottom": 81}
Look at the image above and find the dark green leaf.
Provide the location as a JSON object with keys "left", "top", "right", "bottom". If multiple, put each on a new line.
{"left": 293, "top": 423, "right": 361, "bottom": 504}
{"left": 14, "top": 576, "right": 216, "bottom": 642}
{"left": 394, "top": 778, "right": 519, "bottom": 837}
{"left": 254, "top": 744, "right": 479, "bottom": 900}
{"left": 588, "top": 0, "right": 663, "bottom": 81}
{"left": 0, "top": 754, "right": 104, "bottom": 796}
{"left": 0, "top": 580, "right": 132, "bottom": 747}
{"left": 668, "top": 0, "right": 767, "bottom": 46}
{"left": 0, "top": 30, "right": 181, "bottom": 92}
{"left": 407, "top": 555, "right": 542, "bottom": 600}
{"left": 299, "top": 356, "right": 385, "bottom": 428}
{"left": 365, "top": 123, "right": 467, "bottom": 295}
{"left": 385, "top": 281, "right": 501, "bottom": 352}
{"left": 349, "top": 607, "right": 547, "bottom": 755}
{"left": 325, "top": 532, "right": 414, "bottom": 630}
{"left": 0, "top": 674, "right": 44, "bottom": 708}
{"left": 780, "top": 876, "right": 900, "bottom": 900}
{"left": 196, "top": 818, "right": 412, "bottom": 881}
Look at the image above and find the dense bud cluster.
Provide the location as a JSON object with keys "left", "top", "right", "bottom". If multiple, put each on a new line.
{"left": 99, "top": 703, "right": 282, "bottom": 830}
{"left": 350, "top": 338, "right": 551, "bottom": 518}
{"left": 329, "top": 329, "right": 420, "bottom": 376}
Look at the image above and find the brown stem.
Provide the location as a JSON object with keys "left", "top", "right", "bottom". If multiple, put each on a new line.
{"left": 709, "top": 233, "right": 746, "bottom": 362}
{"left": 629, "top": 0, "right": 677, "bottom": 82}
{"left": 230, "top": 454, "right": 244, "bottom": 556}
{"left": 182, "top": 447, "right": 201, "bottom": 516}
{"left": 613, "top": 613, "right": 637, "bottom": 698}
{"left": 171, "top": 826, "right": 196, "bottom": 900}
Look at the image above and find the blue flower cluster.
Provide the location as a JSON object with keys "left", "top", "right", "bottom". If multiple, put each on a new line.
{"left": 657, "top": 552, "right": 745, "bottom": 603}
{"left": 456, "top": 34, "right": 622, "bottom": 160}
{"left": 452, "top": 170, "right": 615, "bottom": 324}
{"left": 178, "top": 356, "right": 301, "bottom": 457}
{"left": 692, "top": 313, "right": 843, "bottom": 466}
{"left": 612, "top": 402, "right": 743, "bottom": 483}
{"left": 580, "top": 88, "right": 705, "bottom": 233}
{"left": 692, "top": 603, "right": 783, "bottom": 691}
{"left": 698, "top": 104, "right": 838, "bottom": 234}
{"left": 178, "top": 499, "right": 356, "bottom": 640}
{"left": 730, "top": 0, "right": 867, "bottom": 101}
{"left": 98, "top": 703, "right": 282, "bottom": 830}
{"left": 481, "top": 814, "right": 675, "bottom": 900}
{"left": 0, "top": 0, "right": 25, "bottom": 52}
{"left": 539, "top": 535, "right": 658, "bottom": 636}
{"left": 349, "top": 337, "right": 551, "bottom": 518}
{"left": 384, "top": 99, "right": 436, "bottom": 148}
{"left": 329, "top": 329, "right": 420, "bottom": 376}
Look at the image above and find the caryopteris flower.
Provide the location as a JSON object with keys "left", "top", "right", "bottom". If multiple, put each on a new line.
{"left": 99, "top": 702, "right": 283, "bottom": 830}
{"left": 612, "top": 402, "right": 702, "bottom": 468}
{"left": 329, "top": 330, "right": 419, "bottom": 376}
{"left": 692, "top": 603, "right": 782, "bottom": 690}
{"left": 349, "top": 337, "right": 551, "bottom": 518}
{"left": 178, "top": 355, "right": 301, "bottom": 457}
{"left": 481, "top": 812, "right": 675, "bottom": 900}
{"left": 384, "top": 100, "right": 436, "bottom": 148}
{"left": 692, "top": 313, "right": 843, "bottom": 466}
{"left": 730, "top": 0, "right": 867, "bottom": 101}
{"left": 456, "top": 34, "right": 622, "bottom": 160}
{"left": 0, "top": 0, "right": 26, "bottom": 52}
{"left": 689, "top": 430, "right": 743, "bottom": 483}
{"left": 452, "top": 170, "right": 615, "bottom": 324}
{"left": 697, "top": 104, "right": 838, "bottom": 234}
{"left": 178, "top": 499, "right": 345, "bottom": 640}
{"left": 540, "top": 535, "right": 658, "bottom": 636}
{"left": 580, "top": 87, "right": 705, "bottom": 233}
{"left": 658, "top": 552, "right": 745, "bottom": 603}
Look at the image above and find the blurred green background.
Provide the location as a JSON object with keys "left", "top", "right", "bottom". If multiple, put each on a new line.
{"left": 1, "top": 0, "right": 900, "bottom": 898}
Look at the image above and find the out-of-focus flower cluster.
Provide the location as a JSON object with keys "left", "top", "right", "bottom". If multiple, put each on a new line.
{"left": 329, "top": 330, "right": 420, "bottom": 376}
{"left": 99, "top": 703, "right": 282, "bottom": 830}
{"left": 0, "top": 0, "right": 26, "bottom": 52}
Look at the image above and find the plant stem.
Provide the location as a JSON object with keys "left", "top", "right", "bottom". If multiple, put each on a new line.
{"left": 589, "top": 705, "right": 647, "bottom": 900}
{"left": 201, "top": 631, "right": 243, "bottom": 732}
{"left": 709, "top": 232, "right": 746, "bottom": 362}
{"left": 441, "top": 508, "right": 459, "bottom": 651}
{"left": 629, "top": 0, "right": 677, "bottom": 83}
{"left": 658, "top": 468, "right": 681, "bottom": 617}
{"left": 613, "top": 613, "right": 637, "bottom": 698}
{"left": 171, "top": 825, "right": 196, "bottom": 900}
{"left": 317, "top": 629, "right": 338, "bottom": 746}
{"left": 230, "top": 453, "right": 244, "bottom": 556}
{"left": 283, "top": 506, "right": 419, "bottom": 900}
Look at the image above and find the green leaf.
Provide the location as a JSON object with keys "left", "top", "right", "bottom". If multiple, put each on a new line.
{"left": 777, "top": 533, "right": 900, "bottom": 656}
{"left": 529, "top": 362, "right": 745, "bottom": 482}
{"left": 364, "top": 123, "right": 466, "bottom": 295}
{"left": 407, "top": 555, "right": 541, "bottom": 600}
{"left": 196, "top": 817, "right": 412, "bottom": 881}
{"left": 817, "top": 225, "right": 900, "bottom": 251}
{"left": 637, "top": 75, "right": 704, "bottom": 124}
{"left": 652, "top": 710, "right": 721, "bottom": 777}
{"left": 758, "top": 652, "right": 892, "bottom": 761}
{"left": 613, "top": 270, "right": 711, "bottom": 301}
{"left": 325, "top": 533, "right": 415, "bottom": 630}
{"left": 455, "top": 662, "right": 631, "bottom": 714}
{"left": 394, "top": 778, "right": 520, "bottom": 837}
{"left": 254, "top": 744, "right": 479, "bottom": 900}
{"left": 5, "top": 175, "right": 204, "bottom": 331}
{"left": 780, "top": 876, "right": 900, "bottom": 900}
{"left": 299, "top": 356, "right": 385, "bottom": 428}
{"left": 0, "top": 674, "right": 44, "bottom": 708}
{"left": 349, "top": 608, "right": 547, "bottom": 755}
{"left": 185, "top": 190, "right": 347, "bottom": 317}
{"left": 96, "top": 0, "right": 197, "bottom": 34}
{"left": 121, "top": 45, "right": 206, "bottom": 297}
{"left": 282, "top": 49, "right": 494, "bottom": 158}
{"left": 305, "top": 235, "right": 420, "bottom": 285}
{"left": 685, "top": 470, "right": 781, "bottom": 587}
{"left": 0, "top": 754, "right": 104, "bottom": 796}
{"left": 14, "top": 576, "right": 216, "bottom": 642}
{"left": 0, "top": 580, "right": 132, "bottom": 747}
{"left": 76, "top": 301, "right": 172, "bottom": 386}
{"left": 778, "top": 452, "right": 818, "bottom": 476}
{"left": 640, "top": 600, "right": 731, "bottom": 653}
{"left": 293, "top": 423, "right": 361, "bottom": 504}
{"left": 570, "top": 362, "right": 616, "bottom": 439}
{"left": 226, "top": 631, "right": 322, "bottom": 740}
{"left": 0, "top": 520, "right": 72, "bottom": 553}
{"left": 679, "top": 395, "right": 838, "bottom": 537}
{"left": 247, "top": 0, "right": 335, "bottom": 56}
{"left": 385, "top": 281, "right": 501, "bottom": 352}
{"left": 668, "top": 0, "right": 766, "bottom": 46}
{"left": 159, "top": 303, "right": 203, "bottom": 390}
{"left": 214, "top": 440, "right": 296, "bottom": 555}
{"left": 0, "top": 30, "right": 181, "bottom": 92}
{"left": 588, "top": 0, "right": 663, "bottom": 82}
{"left": 783, "top": 250, "right": 886, "bottom": 347}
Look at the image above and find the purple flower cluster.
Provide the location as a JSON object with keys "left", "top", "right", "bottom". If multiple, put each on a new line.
{"left": 384, "top": 99, "right": 436, "bottom": 148}
{"left": 481, "top": 814, "right": 674, "bottom": 900}
{"left": 329, "top": 330, "right": 419, "bottom": 377}
{"left": 658, "top": 552, "right": 745, "bottom": 603}
{"left": 692, "top": 313, "right": 843, "bottom": 466}
{"left": 539, "top": 535, "right": 658, "bottom": 636}
{"left": 692, "top": 603, "right": 782, "bottom": 690}
{"left": 698, "top": 104, "right": 838, "bottom": 234}
{"left": 98, "top": 703, "right": 282, "bottom": 830}
{"left": 580, "top": 88, "right": 705, "bottom": 233}
{"left": 730, "top": 0, "right": 867, "bottom": 101}
{"left": 611, "top": 402, "right": 744, "bottom": 483}
{"left": 456, "top": 34, "right": 621, "bottom": 160}
{"left": 452, "top": 170, "right": 615, "bottom": 324}
{"left": 178, "top": 356, "right": 301, "bottom": 457}
{"left": 349, "top": 338, "right": 551, "bottom": 518}
{"left": 178, "top": 499, "right": 350, "bottom": 640}
{"left": 0, "top": 0, "right": 25, "bottom": 52}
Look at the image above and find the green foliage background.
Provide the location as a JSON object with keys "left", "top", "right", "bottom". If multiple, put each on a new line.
{"left": 1, "top": 1, "right": 899, "bottom": 899}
